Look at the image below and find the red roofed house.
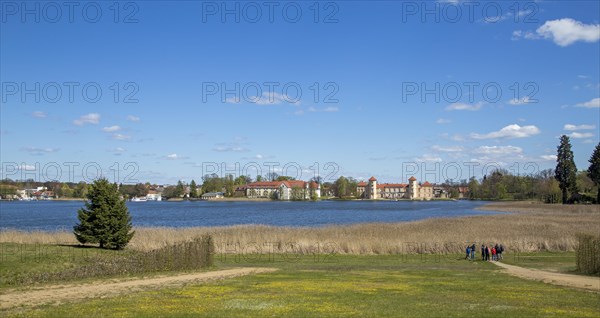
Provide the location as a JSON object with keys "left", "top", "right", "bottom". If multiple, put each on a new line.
{"left": 245, "top": 180, "right": 321, "bottom": 200}
{"left": 358, "top": 176, "right": 434, "bottom": 200}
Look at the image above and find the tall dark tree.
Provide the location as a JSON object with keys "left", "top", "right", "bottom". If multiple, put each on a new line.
{"left": 175, "top": 180, "right": 185, "bottom": 197}
{"left": 73, "top": 178, "right": 134, "bottom": 249}
{"left": 587, "top": 142, "right": 600, "bottom": 203}
{"left": 189, "top": 180, "right": 198, "bottom": 198}
{"left": 555, "top": 135, "right": 578, "bottom": 204}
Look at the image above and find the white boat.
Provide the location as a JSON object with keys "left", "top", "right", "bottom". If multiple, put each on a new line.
{"left": 131, "top": 197, "right": 147, "bottom": 202}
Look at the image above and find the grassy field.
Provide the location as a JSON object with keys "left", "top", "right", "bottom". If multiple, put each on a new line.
{"left": 501, "top": 251, "right": 578, "bottom": 273}
{"left": 0, "top": 243, "right": 130, "bottom": 289}
{"left": 5, "top": 252, "right": 599, "bottom": 317}
{"left": 2, "top": 202, "right": 599, "bottom": 317}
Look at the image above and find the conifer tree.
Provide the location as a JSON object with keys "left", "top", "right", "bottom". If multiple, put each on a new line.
{"left": 587, "top": 142, "right": 600, "bottom": 203}
{"left": 555, "top": 135, "right": 578, "bottom": 204}
{"left": 73, "top": 178, "right": 134, "bottom": 249}
{"left": 189, "top": 180, "right": 198, "bottom": 198}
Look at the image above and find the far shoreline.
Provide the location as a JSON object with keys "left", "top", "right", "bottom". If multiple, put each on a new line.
{"left": 2, "top": 201, "right": 598, "bottom": 254}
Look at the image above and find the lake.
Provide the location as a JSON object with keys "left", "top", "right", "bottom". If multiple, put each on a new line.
{"left": 0, "top": 200, "right": 502, "bottom": 232}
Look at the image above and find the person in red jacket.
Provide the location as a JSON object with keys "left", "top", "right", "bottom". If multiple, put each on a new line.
{"left": 491, "top": 246, "right": 497, "bottom": 261}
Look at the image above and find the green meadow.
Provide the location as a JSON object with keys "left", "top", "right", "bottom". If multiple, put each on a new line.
{"left": 3, "top": 244, "right": 599, "bottom": 317}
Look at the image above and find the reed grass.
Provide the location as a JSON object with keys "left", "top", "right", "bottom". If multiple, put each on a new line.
{"left": 1, "top": 202, "right": 598, "bottom": 254}
{"left": 576, "top": 234, "right": 600, "bottom": 275}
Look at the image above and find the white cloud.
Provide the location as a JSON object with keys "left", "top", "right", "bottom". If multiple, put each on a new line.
{"left": 445, "top": 102, "right": 484, "bottom": 111}
{"left": 437, "top": 0, "right": 461, "bottom": 4}
{"left": 508, "top": 96, "right": 534, "bottom": 105}
{"left": 73, "top": 113, "right": 100, "bottom": 126}
{"left": 102, "top": 125, "right": 121, "bottom": 132}
{"left": 441, "top": 133, "right": 465, "bottom": 142}
{"left": 166, "top": 153, "right": 180, "bottom": 160}
{"left": 512, "top": 30, "right": 538, "bottom": 41}
{"left": 307, "top": 106, "right": 339, "bottom": 113}
{"left": 127, "top": 115, "right": 140, "bottom": 122}
{"left": 109, "top": 147, "right": 126, "bottom": 155}
{"left": 20, "top": 147, "right": 59, "bottom": 155}
{"left": 536, "top": 19, "right": 600, "bottom": 47}
{"left": 471, "top": 124, "right": 541, "bottom": 139}
{"left": 414, "top": 154, "right": 442, "bottom": 162}
{"left": 540, "top": 155, "right": 557, "bottom": 161}
{"left": 213, "top": 146, "right": 249, "bottom": 152}
{"left": 240, "top": 92, "right": 301, "bottom": 106}
{"left": 568, "top": 132, "right": 594, "bottom": 139}
{"left": 474, "top": 146, "right": 523, "bottom": 155}
{"left": 564, "top": 124, "right": 596, "bottom": 131}
{"left": 575, "top": 97, "right": 600, "bottom": 108}
{"left": 18, "top": 164, "right": 37, "bottom": 171}
{"left": 112, "top": 133, "right": 131, "bottom": 140}
{"left": 431, "top": 145, "right": 464, "bottom": 152}
{"left": 32, "top": 111, "right": 46, "bottom": 118}
{"left": 225, "top": 97, "right": 241, "bottom": 104}
{"left": 436, "top": 118, "right": 451, "bottom": 124}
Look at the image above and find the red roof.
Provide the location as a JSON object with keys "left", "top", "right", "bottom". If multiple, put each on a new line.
{"left": 246, "top": 180, "right": 317, "bottom": 189}
{"left": 421, "top": 181, "right": 432, "bottom": 187}
{"left": 377, "top": 183, "right": 408, "bottom": 189}
{"left": 246, "top": 181, "right": 281, "bottom": 189}
{"left": 357, "top": 181, "right": 367, "bottom": 187}
{"left": 368, "top": 176, "right": 377, "bottom": 181}
{"left": 283, "top": 180, "right": 307, "bottom": 188}
{"left": 408, "top": 176, "right": 417, "bottom": 181}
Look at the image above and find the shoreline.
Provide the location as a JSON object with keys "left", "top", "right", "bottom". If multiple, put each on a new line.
{"left": 1, "top": 201, "right": 598, "bottom": 253}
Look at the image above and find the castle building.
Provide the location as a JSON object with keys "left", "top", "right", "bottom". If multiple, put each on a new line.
{"left": 244, "top": 180, "right": 321, "bottom": 200}
{"left": 357, "top": 176, "right": 433, "bottom": 200}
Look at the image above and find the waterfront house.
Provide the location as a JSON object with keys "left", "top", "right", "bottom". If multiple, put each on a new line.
{"left": 201, "top": 192, "right": 224, "bottom": 200}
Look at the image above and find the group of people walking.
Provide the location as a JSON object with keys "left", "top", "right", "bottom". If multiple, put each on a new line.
{"left": 465, "top": 243, "right": 504, "bottom": 261}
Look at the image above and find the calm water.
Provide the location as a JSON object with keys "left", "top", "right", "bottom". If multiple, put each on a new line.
{"left": 0, "top": 200, "right": 500, "bottom": 231}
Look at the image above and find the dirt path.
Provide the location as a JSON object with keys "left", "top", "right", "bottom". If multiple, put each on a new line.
{"left": 493, "top": 262, "right": 599, "bottom": 292}
{"left": 0, "top": 267, "right": 277, "bottom": 310}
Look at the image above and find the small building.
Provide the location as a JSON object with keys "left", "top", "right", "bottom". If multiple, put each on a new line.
{"left": 146, "top": 190, "right": 162, "bottom": 201}
{"left": 201, "top": 192, "right": 224, "bottom": 200}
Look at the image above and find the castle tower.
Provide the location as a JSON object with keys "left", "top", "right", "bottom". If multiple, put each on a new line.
{"left": 408, "top": 176, "right": 418, "bottom": 199}
{"left": 368, "top": 176, "right": 378, "bottom": 199}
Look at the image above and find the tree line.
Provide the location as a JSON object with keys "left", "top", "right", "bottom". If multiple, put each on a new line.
{"left": 3, "top": 138, "right": 599, "bottom": 203}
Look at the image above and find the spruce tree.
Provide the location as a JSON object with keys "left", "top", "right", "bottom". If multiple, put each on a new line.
{"left": 74, "top": 178, "right": 134, "bottom": 249}
{"left": 189, "top": 180, "right": 198, "bottom": 198}
{"left": 587, "top": 142, "right": 600, "bottom": 203}
{"left": 555, "top": 135, "right": 578, "bottom": 204}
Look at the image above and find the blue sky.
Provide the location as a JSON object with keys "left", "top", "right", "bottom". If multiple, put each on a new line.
{"left": 1, "top": 0, "right": 599, "bottom": 185}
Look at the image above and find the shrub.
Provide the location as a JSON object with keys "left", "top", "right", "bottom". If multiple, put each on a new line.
{"left": 576, "top": 234, "right": 600, "bottom": 275}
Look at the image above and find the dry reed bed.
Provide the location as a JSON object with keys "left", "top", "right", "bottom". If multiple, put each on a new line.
{"left": 1, "top": 202, "right": 598, "bottom": 254}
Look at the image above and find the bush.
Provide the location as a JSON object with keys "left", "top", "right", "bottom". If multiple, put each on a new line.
{"left": 576, "top": 234, "right": 600, "bottom": 275}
